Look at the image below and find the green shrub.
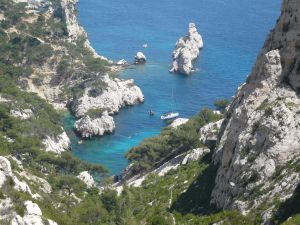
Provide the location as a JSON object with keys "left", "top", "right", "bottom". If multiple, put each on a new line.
{"left": 26, "top": 44, "right": 53, "bottom": 65}
{"left": 126, "top": 108, "right": 222, "bottom": 176}
{"left": 85, "top": 108, "right": 107, "bottom": 119}
{"left": 214, "top": 98, "right": 231, "bottom": 112}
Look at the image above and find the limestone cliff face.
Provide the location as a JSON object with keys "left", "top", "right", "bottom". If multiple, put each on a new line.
{"left": 61, "top": 0, "right": 108, "bottom": 61}
{"left": 74, "top": 111, "right": 115, "bottom": 138}
{"left": 211, "top": 0, "right": 300, "bottom": 217}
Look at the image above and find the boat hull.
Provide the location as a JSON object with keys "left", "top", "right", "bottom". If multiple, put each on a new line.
{"left": 160, "top": 112, "right": 179, "bottom": 120}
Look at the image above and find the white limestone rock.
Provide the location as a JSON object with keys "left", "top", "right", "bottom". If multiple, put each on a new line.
{"left": 43, "top": 130, "right": 71, "bottom": 153}
{"left": 10, "top": 109, "right": 33, "bottom": 120}
{"left": 24, "top": 201, "right": 42, "bottom": 216}
{"left": 16, "top": 201, "right": 45, "bottom": 225}
{"left": 13, "top": 176, "right": 32, "bottom": 196}
{"left": 18, "top": 171, "right": 52, "bottom": 194}
{"left": 198, "top": 119, "right": 223, "bottom": 143}
{"left": 77, "top": 171, "right": 95, "bottom": 188}
{"left": 11, "top": 215, "right": 24, "bottom": 225}
{"left": 72, "top": 75, "right": 144, "bottom": 118}
{"left": 181, "top": 148, "right": 210, "bottom": 165}
{"left": 74, "top": 111, "right": 115, "bottom": 138}
{"left": 211, "top": 1, "right": 300, "bottom": 218}
{"left": 0, "top": 198, "right": 14, "bottom": 221}
{"left": 0, "top": 157, "right": 33, "bottom": 196}
{"left": 13, "top": 0, "right": 50, "bottom": 11}
{"left": 0, "top": 94, "right": 10, "bottom": 103}
{"left": 169, "top": 118, "right": 189, "bottom": 128}
{"left": 134, "top": 52, "right": 146, "bottom": 64}
{"left": 154, "top": 153, "right": 185, "bottom": 177}
{"left": 170, "top": 23, "right": 203, "bottom": 75}
{"left": 47, "top": 220, "right": 58, "bottom": 225}
{"left": 116, "top": 59, "right": 128, "bottom": 66}
{"left": 155, "top": 147, "right": 210, "bottom": 176}
{"left": 0, "top": 156, "right": 13, "bottom": 187}
{"left": 61, "top": 0, "right": 109, "bottom": 61}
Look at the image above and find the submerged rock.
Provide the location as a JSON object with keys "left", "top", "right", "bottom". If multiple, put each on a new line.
{"left": 74, "top": 111, "right": 115, "bottom": 138}
{"left": 170, "top": 23, "right": 203, "bottom": 75}
{"left": 134, "top": 52, "right": 146, "bottom": 64}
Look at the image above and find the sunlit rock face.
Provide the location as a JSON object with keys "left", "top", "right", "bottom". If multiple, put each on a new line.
{"left": 211, "top": 0, "right": 300, "bottom": 220}
{"left": 170, "top": 23, "right": 203, "bottom": 75}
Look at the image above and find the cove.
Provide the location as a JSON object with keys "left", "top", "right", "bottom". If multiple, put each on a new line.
{"left": 63, "top": 0, "right": 281, "bottom": 175}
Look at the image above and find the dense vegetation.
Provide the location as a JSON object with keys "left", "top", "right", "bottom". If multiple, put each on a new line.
{"left": 126, "top": 108, "right": 223, "bottom": 176}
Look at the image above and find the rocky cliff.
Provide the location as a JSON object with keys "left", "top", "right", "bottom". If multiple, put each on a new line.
{"left": 74, "top": 111, "right": 115, "bottom": 138}
{"left": 211, "top": 0, "right": 300, "bottom": 220}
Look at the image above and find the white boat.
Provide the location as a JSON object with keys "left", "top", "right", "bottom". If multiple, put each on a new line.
{"left": 160, "top": 112, "right": 179, "bottom": 120}
{"left": 161, "top": 88, "right": 179, "bottom": 120}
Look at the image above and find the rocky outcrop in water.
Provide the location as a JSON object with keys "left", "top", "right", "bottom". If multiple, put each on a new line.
{"left": 74, "top": 111, "right": 115, "bottom": 138}
{"left": 116, "top": 59, "right": 128, "bottom": 66}
{"left": 134, "top": 52, "right": 146, "bottom": 64}
{"left": 211, "top": 0, "right": 300, "bottom": 220}
{"left": 72, "top": 75, "right": 144, "bottom": 117}
{"left": 71, "top": 74, "right": 143, "bottom": 138}
{"left": 170, "top": 23, "right": 203, "bottom": 75}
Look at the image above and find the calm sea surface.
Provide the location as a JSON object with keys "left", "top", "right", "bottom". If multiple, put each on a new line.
{"left": 63, "top": 0, "right": 281, "bottom": 175}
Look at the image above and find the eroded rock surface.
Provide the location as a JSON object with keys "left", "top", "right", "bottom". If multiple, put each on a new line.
{"left": 211, "top": 0, "right": 300, "bottom": 219}
{"left": 43, "top": 131, "right": 71, "bottom": 153}
{"left": 134, "top": 52, "right": 146, "bottom": 64}
{"left": 77, "top": 171, "right": 95, "bottom": 188}
{"left": 74, "top": 111, "right": 115, "bottom": 138}
{"left": 170, "top": 23, "right": 203, "bottom": 75}
{"left": 72, "top": 75, "right": 144, "bottom": 118}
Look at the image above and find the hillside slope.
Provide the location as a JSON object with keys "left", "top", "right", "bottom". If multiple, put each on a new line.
{"left": 211, "top": 0, "right": 300, "bottom": 222}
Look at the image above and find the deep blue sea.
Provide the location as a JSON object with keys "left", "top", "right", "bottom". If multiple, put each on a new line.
{"left": 63, "top": 0, "right": 281, "bottom": 175}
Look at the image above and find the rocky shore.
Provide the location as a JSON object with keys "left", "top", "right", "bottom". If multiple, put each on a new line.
{"left": 74, "top": 112, "right": 115, "bottom": 138}
{"left": 14, "top": 0, "right": 145, "bottom": 140}
{"left": 170, "top": 23, "right": 203, "bottom": 75}
{"left": 72, "top": 75, "right": 144, "bottom": 138}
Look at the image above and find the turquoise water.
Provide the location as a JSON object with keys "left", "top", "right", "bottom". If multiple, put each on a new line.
{"left": 64, "top": 0, "right": 281, "bottom": 175}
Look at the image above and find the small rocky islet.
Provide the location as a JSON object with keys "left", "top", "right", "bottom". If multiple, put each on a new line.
{"left": 170, "top": 23, "right": 204, "bottom": 75}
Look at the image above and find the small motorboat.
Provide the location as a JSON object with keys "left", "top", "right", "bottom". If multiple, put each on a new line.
{"left": 142, "top": 43, "right": 148, "bottom": 48}
{"left": 160, "top": 112, "right": 179, "bottom": 120}
{"left": 149, "top": 109, "right": 155, "bottom": 116}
